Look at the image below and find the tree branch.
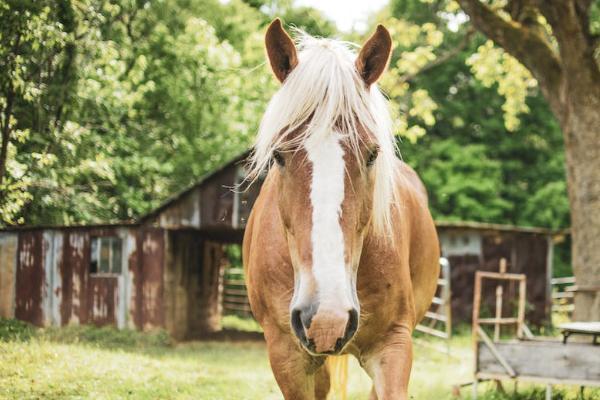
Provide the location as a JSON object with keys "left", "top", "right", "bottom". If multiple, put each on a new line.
{"left": 457, "top": 0, "right": 563, "bottom": 108}
{"left": 398, "top": 28, "right": 475, "bottom": 84}
{"left": 538, "top": 0, "right": 600, "bottom": 99}
{"left": 0, "top": 32, "right": 21, "bottom": 188}
{"left": 536, "top": 0, "right": 599, "bottom": 83}
{"left": 0, "top": 82, "right": 14, "bottom": 187}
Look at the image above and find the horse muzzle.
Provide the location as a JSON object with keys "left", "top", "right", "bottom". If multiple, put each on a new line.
{"left": 291, "top": 306, "right": 359, "bottom": 355}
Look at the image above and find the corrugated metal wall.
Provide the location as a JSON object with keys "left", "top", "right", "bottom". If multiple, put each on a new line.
{"left": 0, "top": 233, "right": 18, "bottom": 318}
{"left": 1, "top": 227, "right": 166, "bottom": 331}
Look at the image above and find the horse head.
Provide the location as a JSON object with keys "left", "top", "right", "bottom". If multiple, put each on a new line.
{"left": 251, "top": 20, "right": 395, "bottom": 355}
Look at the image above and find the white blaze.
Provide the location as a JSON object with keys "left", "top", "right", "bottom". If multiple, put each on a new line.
{"left": 306, "top": 133, "right": 352, "bottom": 308}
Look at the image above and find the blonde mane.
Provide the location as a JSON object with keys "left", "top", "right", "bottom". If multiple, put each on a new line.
{"left": 249, "top": 31, "right": 398, "bottom": 238}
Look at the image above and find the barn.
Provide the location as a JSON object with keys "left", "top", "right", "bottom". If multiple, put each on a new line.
{"left": 0, "top": 152, "right": 561, "bottom": 339}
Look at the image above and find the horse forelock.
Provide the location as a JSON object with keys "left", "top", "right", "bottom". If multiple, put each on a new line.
{"left": 250, "top": 31, "right": 398, "bottom": 239}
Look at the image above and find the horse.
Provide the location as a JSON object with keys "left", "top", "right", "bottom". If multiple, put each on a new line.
{"left": 243, "top": 19, "right": 440, "bottom": 400}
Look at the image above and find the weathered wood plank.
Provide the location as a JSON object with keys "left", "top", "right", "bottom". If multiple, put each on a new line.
{"left": 477, "top": 326, "right": 516, "bottom": 377}
{"left": 415, "top": 324, "right": 449, "bottom": 339}
{"left": 558, "top": 322, "right": 600, "bottom": 335}
{"left": 478, "top": 340, "right": 600, "bottom": 383}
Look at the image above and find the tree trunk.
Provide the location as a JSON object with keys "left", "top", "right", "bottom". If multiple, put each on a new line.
{"left": 0, "top": 89, "right": 14, "bottom": 188}
{"left": 562, "top": 91, "right": 600, "bottom": 321}
{"left": 456, "top": 0, "right": 600, "bottom": 321}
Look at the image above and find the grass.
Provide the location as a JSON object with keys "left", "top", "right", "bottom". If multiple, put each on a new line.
{"left": 221, "top": 314, "right": 263, "bottom": 332}
{"left": 0, "top": 318, "right": 599, "bottom": 399}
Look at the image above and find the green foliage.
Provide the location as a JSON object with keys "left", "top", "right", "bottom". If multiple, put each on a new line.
{"left": 0, "top": 318, "right": 35, "bottom": 342}
{"left": 414, "top": 141, "right": 511, "bottom": 222}
{"left": 384, "top": 0, "right": 569, "bottom": 228}
{"left": 0, "top": 0, "right": 340, "bottom": 227}
{"left": 0, "top": 0, "right": 279, "bottom": 225}
{"left": 0, "top": 0, "right": 76, "bottom": 224}
{"left": 467, "top": 40, "right": 537, "bottom": 131}
{"left": 281, "top": 6, "right": 337, "bottom": 37}
{"left": 221, "top": 315, "right": 263, "bottom": 332}
{"left": 0, "top": 0, "right": 570, "bottom": 240}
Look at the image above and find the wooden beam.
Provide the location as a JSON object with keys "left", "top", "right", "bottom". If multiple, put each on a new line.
{"left": 416, "top": 324, "right": 449, "bottom": 339}
{"left": 424, "top": 311, "right": 448, "bottom": 322}
{"left": 477, "top": 341, "right": 600, "bottom": 384}
{"left": 479, "top": 317, "right": 519, "bottom": 325}
{"left": 551, "top": 276, "right": 576, "bottom": 285}
{"left": 473, "top": 272, "right": 483, "bottom": 375}
{"left": 517, "top": 278, "right": 527, "bottom": 339}
{"left": 477, "top": 326, "right": 517, "bottom": 377}
{"left": 522, "top": 323, "right": 534, "bottom": 340}
{"left": 495, "top": 258, "right": 507, "bottom": 341}
{"left": 476, "top": 271, "right": 525, "bottom": 281}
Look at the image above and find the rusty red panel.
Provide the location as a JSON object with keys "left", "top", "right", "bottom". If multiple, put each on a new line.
{"left": 60, "top": 231, "right": 90, "bottom": 325}
{"left": 59, "top": 233, "right": 73, "bottom": 325}
{"left": 87, "top": 276, "right": 118, "bottom": 326}
{"left": 129, "top": 231, "right": 143, "bottom": 329}
{"left": 141, "top": 228, "right": 164, "bottom": 329}
{"left": 15, "top": 231, "right": 45, "bottom": 326}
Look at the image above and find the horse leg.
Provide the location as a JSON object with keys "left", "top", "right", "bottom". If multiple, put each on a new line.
{"left": 314, "top": 361, "right": 331, "bottom": 400}
{"left": 368, "top": 385, "right": 378, "bottom": 400}
{"left": 264, "top": 325, "right": 320, "bottom": 400}
{"left": 363, "top": 323, "right": 413, "bottom": 400}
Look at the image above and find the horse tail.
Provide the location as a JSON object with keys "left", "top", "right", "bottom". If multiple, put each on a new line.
{"left": 326, "top": 355, "right": 349, "bottom": 400}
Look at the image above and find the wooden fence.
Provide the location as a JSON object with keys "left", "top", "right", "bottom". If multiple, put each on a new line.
{"left": 550, "top": 276, "right": 576, "bottom": 316}
{"left": 416, "top": 257, "right": 452, "bottom": 341}
{"left": 222, "top": 267, "right": 253, "bottom": 317}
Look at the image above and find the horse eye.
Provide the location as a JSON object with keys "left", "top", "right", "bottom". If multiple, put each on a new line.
{"left": 366, "top": 147, "right": 379, "bottom": 167}
{"left": 273, "top": 150, "right": 285, "bottom": 167}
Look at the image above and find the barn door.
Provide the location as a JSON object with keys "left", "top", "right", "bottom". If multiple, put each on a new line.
{"left": 198, "top": 240, "right": 225, "bottom": 333}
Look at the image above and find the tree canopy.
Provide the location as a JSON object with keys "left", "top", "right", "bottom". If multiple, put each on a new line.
{"left": 0, "top": 0, "right": 573, "bottom": 235}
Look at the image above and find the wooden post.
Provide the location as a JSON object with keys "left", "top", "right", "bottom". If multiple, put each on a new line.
{"left": 473, "top": 271, "right": 482, "bottom": 378}
{"left": 494, "top": 258, "right": 507, "bottom": 341}
{"left": 198, "top": 240, "right": 225, "bottom": 333}
{"left": 473, "top": 268, "right": 530, "bottom": 398}
{"left": 545, "top": 384, "right": 552, "bottom": 400}
{"left": 517, "top": 277, "right": 527, "bottom": 339}
{"left": 443, "top": 258, "right": 452, "bottom": 341}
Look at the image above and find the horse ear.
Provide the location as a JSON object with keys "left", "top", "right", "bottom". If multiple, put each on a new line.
{"left": 265, "top": 19, "right": 298, "bottom": 83}
{"left": 356, "top": 25, "right": 392, "bottom": 86}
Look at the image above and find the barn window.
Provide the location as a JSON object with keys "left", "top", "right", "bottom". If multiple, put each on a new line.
{"left": 90, "top": 237, "right": 123, "bottom": 274}
{"left": 439, "top": 231, "right": 483, "bottom": 257}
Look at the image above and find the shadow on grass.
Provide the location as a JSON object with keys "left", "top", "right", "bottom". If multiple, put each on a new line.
{"left": 1, "top": 317, "right": 171, "bottom": 353}
{"left": 0, "top": 316, "right": 265, "bottom": 357}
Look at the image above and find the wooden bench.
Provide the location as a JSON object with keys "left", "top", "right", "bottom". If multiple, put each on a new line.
{"left": 558, "top": 322, "right": 600, "bottom": 345}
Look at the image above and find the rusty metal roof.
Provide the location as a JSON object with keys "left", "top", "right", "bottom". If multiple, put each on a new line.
{"left": 434, "top": 220, "right": 565, "bottom": 236}
{"left": 138, "top": 151, "right": 250, "bottom": 223}
{"left": 0, "top": 222, "right": 139, "bottom": 232}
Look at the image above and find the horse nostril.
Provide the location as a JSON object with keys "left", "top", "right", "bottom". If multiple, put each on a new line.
{"left": 300, "top": 309, "right": 314, "bottom": 330}
{"left": 291, "top": 306, "right": 318, "bottom": 346}
{"left": 292, "top": 306, "right": 358, "bottom": 354}
{"left": 344, "top": 308, "right": 359, "bottom": 340}
{"left": 332, "top": 309, "right": 359, "bottom": 353}
{"left": 291, "top": 308, "right": 306, "bottom": 343}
